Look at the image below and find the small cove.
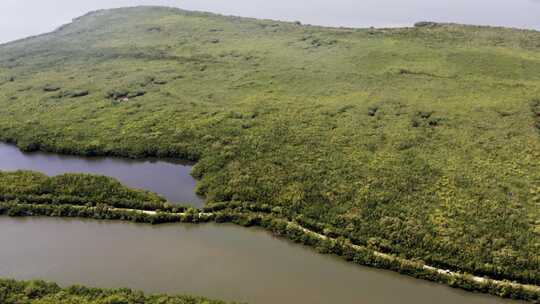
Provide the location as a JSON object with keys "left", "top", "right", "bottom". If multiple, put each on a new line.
{"left": 0, "top": 143, "right": 531, "bottom": 303}
{"left": 0, "top": 142, "right": 204, "bottom": 207}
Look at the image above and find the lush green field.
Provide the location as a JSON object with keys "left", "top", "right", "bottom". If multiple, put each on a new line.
{"left": 0, "top": 279, "right": 232, "bottom": 304}
{"left": 0, "top": 6, "right": 539, "bottom": 286}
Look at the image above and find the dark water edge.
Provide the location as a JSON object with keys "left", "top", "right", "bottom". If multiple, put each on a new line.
{"left": 0, "top": 216, "right": 525, "bottom": 304}
{"left": 0, "top": 142, "right": 204, "bottom": 207}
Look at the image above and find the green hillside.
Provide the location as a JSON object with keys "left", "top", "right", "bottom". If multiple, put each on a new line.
{"left": 0, "top": 6, "right": 539, "bottom": 286}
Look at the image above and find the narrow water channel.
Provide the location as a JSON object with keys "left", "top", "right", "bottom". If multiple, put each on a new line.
{"left": 0, "top": 142, "right": 204, "bottom": 207}
{"left": 0, "top": 217, "right": 524, "bottom": 304}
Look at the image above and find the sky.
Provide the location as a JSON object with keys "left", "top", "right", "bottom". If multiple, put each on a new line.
{"left": 1, "top": 0, "right": 539, "bottom": 44}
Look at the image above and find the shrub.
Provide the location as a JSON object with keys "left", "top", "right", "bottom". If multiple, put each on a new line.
{"left": 368, "top": 106, "right": 379, "bottom": 116}
{"left": 414, "top": 21, "right": 439, "bottom": 28}
{"left": 106, "top": 89, "right": 129, "bottom": 99}
{"left": 127, "top": 90, "right": 146, "bottom": 98}
{"left": 69, "top": 90, "right": 89, "bottom": 98}
{"left": 153, "top": 79, "right": 167, "bottom": 85}
{"left": 43, "top": 84, "right": 61, "bottom": 92}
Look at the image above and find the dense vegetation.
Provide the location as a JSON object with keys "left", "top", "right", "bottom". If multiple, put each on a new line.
{"left": 0, "top": 6, "right": 539, "bottom": 288}
{"left": 0, "top": 201, "right": 538, "bottom": 302}
{"left": 0, "top": 170, "right": 172, "bottom": 211}
{"left": 0, "top": 278, "right": 232, "bottom": 304}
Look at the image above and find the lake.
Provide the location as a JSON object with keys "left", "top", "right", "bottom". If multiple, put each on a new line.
{"left": 0, "top": 142, "right": 204, "bottom": 207}
{"left": 0, "top": 217, "right": 524, "bottom": 304}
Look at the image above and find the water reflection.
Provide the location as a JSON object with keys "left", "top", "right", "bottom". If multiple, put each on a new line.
{"left": 0, "top": 143, "right": 204, "bottom": 207}
{"left": 0, "top": 217, "right": 524, "bottom": 304}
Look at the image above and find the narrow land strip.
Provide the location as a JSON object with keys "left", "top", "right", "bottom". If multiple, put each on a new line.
{"left": 100, "top": 206, "right": 540, "bottom": 294}
{"left": 2, "top": 201, "right": 538, "bottom": 302}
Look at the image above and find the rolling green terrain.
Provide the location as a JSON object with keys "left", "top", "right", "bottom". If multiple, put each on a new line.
{"left": 0, "top": 5, "right": 539, "bottom": 290}
{"left": 0, "top": 279, "right": 231, "bottom": 304}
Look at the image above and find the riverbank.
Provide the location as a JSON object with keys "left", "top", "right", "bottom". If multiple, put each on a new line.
{"left": 2, "top": 5, "right": 540, "bottom": 295}
{"left": 0, "top": 142, "right": 204, "bottom": 206}
{"left": 0, "top": 278, "right": 234, "bottom": 304}
{"left": 1, "top": 201, "right": 538, "bottom": 303}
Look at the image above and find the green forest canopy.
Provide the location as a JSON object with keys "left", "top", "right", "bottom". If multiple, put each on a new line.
{"left": 0, "top": 6, "right": 538, "bottom": 285}
{"left": 0, "top": 278, "right": 232, "bottom": 304}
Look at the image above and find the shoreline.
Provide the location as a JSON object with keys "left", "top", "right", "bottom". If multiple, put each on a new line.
{"left": 1, "top": 202, "right": 538, "bottom": 303}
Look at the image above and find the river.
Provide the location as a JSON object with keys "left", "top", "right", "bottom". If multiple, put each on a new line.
{"left": 0, "top": 143, "right": 529, "bottom": 303}
{"left": 0, "top": 217, "right": 524, "bottom": 304}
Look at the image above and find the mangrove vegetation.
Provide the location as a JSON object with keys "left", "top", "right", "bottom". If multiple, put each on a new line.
{"left": 0, "top": 6, "right": 539, "bottom": 301}
{"left": 0, "top": 200, "right": 538, "bottom": 302}
{"left": 0, "top": 278, "right": 232, "bottom": 304}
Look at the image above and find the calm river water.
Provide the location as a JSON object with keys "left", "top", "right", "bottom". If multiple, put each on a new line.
{"left": 0, "top": 217, "right": 524, "bottom": 304}
{"left": 0, "top": 2, "right": 536, "bottom": 303}
{"left": 0, "top": 143, "right": 203, "bottom": 207}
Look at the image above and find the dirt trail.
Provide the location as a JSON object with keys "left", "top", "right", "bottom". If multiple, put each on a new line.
{"left": 113, "top": 206, "right": 539, "bottom": 294}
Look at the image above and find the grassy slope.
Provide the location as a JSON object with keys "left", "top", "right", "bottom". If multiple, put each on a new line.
{"left": 0, "top": 6, "right": 539, "bottom": 284}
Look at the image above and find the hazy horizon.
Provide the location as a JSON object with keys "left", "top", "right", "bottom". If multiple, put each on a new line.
{"left": 1, "top": 0, "right": 539, "bottom": 44}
